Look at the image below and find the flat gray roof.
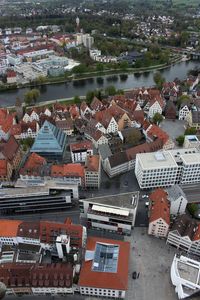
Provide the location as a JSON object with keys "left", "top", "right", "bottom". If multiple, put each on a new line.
{"left": 137, "top": 151, "right": 177, "bottom": 169}
{"left": 81, "top": 192, "right": 139, "bottom": 209}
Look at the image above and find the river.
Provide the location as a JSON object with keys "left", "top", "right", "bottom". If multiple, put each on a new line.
{"left": 0, "top": 60, "right": 200, "bottom": 107}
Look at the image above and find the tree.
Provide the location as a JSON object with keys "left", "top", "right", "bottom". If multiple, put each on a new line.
{"left": 176, "top": 135, "right": 185, "bottom": 146}
{"left": 73, "top": 96, "right": 81, "bottom": 104}
{"left": 86, "top": 90, "right": 95, "bottom": 103}
{"left": 126, "top": 129, "right": 142, "bottom": 146}
{"left": 177, "top": 95, "right": 190, "bottom": 108}
{"left": 152, "top": 113, "right": 163, "bottom": 125}
{"left": 119, "top": 61, "right": 129, "bottom": 70}
{"left": 24, "top": 89, "right": 40, "bottom": 105}
{"left": 31, "top": 89, "right": 40, "bottom": 103}
{"left": 105, "top": 85, "right": 116, "bottom": 96}
{"left": 96, "top": 63, "right": 104, "bottom": 72}
{"left": 184, "top": 127, "right": 197, "bottom": 135}
{"left": 153, "top": 72, "right": 165, "bottom": 90}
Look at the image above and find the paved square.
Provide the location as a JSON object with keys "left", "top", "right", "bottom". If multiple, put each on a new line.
{"left": 125, "top": 227, "right": 178, "bottom": 300}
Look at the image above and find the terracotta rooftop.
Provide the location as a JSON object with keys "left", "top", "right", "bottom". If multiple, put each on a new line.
{"left": 149, "top": 188, "right": 170, "bottom": 225}
{"left": 51, "top": 163, "right": 85, "bottom": 178}
{"left": 0, "top": 135, "right": 20, "bottom": 163}
{"left": 70, "top": 140, "right": 93, "bottom": 152}
{"left": 20, "top": 153, "right": 47, "bottom": 177}
{"left": 0, "top": 262, "right": 73, "bottom": 289}
{"left": 85, "top": 155, "right": 100, "bottom": 172}
{"left": 39, "top": 220, "right": 83, "bottom": 247}
{"left": 0, "top": 220, "right": 23, "bottom": 237}
{"left": 146, "top": 124, "right": 169, "bottom": 144}
{"left": 79, "top": 236, "right": 130, "bottom": 290}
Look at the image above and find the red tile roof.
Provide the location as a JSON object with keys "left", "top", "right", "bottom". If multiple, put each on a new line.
{"left": 193, "top": 224, "right": 200, "bottom": 241}
{"left": 70, "top": 140, "right": 93, "bottom": 152}
{"left": 79, "top": 236, "right": 130, "bottom": 290}
{"left": 85, "top": 155, "right": 100, "bottom": 172}
{"left": 146, "top": 124, "right": 169, "bottom": 144}
{"left": 51, "top": 163, "right": 85, "bottom": 178}
{"left": 39, "top": 220, "right": 83, "bottom": 247}
{"left": 0, "top": 135, "right": 20, "bottom": 163}
{"left": 1, "top": 114, "right": 14, "bottom": 133}
{"left": 149, "top": 188, "right": 170, "bottom": 225}
{"left": 20, "top": 153, "right": 47, "bottom": 177}
{"left": 0, "top": 219, "right": 23, "bottom": 237}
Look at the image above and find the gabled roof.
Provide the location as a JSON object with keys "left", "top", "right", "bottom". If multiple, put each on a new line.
{"left": 20, "top": 153, "right": 47, "bottom": 177}
{"left": 79, "top": 236, "right": 130, "bottom": 290}
{"left": 149, "top": 188, "right": 170, "bottom": 225}
{"left": 146, "top": 124, "right": 169, "bottom": 144}
{"left": 85, "top": 155, "right": 100, "bottom": 172}
{"left": 90, "top": 97, "right": 104, "bottom": 111}
{"left": 51, "top": 163, "right": 84, "bottom": 178}
{"left": 0, "top": 219, "right": 23, "bottom": 237}
{"left": 70, "top": 140, "right": 93, "bottom": 152}
{"left": 0, "top": 135, "right": 20, "bottom": 163}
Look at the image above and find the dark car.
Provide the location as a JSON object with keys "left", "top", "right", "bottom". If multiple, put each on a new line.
{"left": 132, "top": 271, "right": 137, "bottom": 279}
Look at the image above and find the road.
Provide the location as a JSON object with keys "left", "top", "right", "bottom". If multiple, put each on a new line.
{"left": 5, "top": 295, "right": 85, "bottom": 300}
{"left": 0, "top": 207, "right": 80, "bottom": 224}
{"left": 181, "top": 184, "right": 200, "bottom": 203}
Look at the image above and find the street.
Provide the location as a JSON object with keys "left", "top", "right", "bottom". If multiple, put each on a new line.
{"left": 181, "top": 184, "right": 200, "bottom": 203}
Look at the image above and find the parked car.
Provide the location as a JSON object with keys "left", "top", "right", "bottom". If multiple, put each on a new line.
{"left": 132, "top": 271, "right": 137, "bottom": 279}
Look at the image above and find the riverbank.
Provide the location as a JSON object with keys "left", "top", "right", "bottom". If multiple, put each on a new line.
{"left": 2, "top": 59, "right": 199, "bottom": 108}
{"left": 1, "top": 54, "right": 182, "bottom": 93}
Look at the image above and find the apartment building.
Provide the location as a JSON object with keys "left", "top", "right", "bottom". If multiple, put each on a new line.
{"left": 84, "top": 155, "right": 101, "bottom": 189}
{"left": 166, "top": 185, "right": 188, "bottom": 216}
{"left": 135, "top": 148, "right": 200, "bottom": 189}
{"left": 167, "top": 215, "right": 200, "bottom": 257}
{"left": 148, "top": 189, "right": 170, "bottom": 238}
{"left": 0, "top": 263, "right": 73, "bottom": 296}
{"left": 70, "top": 140, "right": 93, "bottom": 163}
{"left": 79, "top": 236, "right": 130, "bottom": 299}
{"left": 79, "top": 192, "right": 139, "bottom": 235}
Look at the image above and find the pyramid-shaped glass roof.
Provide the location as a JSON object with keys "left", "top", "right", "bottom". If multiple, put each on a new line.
{"left": 31, "top": 120, "right": 67, "bottom": 156}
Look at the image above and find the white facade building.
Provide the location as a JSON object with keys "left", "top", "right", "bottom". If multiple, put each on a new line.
{"left": 171, "top": 255, "right": 200, "bottom": 299}
{"left": 135, "top": 148, "right": 200, "bottom": 189}
{"left": 79, "top": 192, "right": 139, "bottom": 235}
{"left": 166, "top": 185, "right": 188, "bottom": 216}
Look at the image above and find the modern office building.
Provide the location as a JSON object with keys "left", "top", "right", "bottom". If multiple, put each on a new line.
{"left": 171, "top": 255, "right": 200, "bottom": 299}
{"left": 79, "top": 192, "right": 139, "bottom": 235}
{"left": 79, "top": 236, "right": 130, "bottom": 299}
{"left": 31, "top": 121, "right": 67, "bottom": 159}
{"left": 135, "top": 148, "right": 200, "bottom": 189}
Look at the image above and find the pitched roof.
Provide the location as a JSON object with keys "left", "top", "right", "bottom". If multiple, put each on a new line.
{"left": 0, "top": 135, "right": 20, "bottom": 163}
{"left": 170, "top": 214, "right": 199, "bottom": 240}
{"left": 78, "top": 236, "right": 130, "bottom": 290}
{"left": 108, "top": 151, "right": 128, "bottom": 168}
{"left": 0, "top": 160, "right": 8, "bottom": 176}
{"left": 85, "top": 155, "right": 100, "bottom": 172}
{"left": 149, "top": 188, "right": 170, "bottom": 225}
{"left": 0, "top": 219, "right": 23, "bottom": 237}
{"left": 90, "top": 97, "right": 104, "bottom": 111}
{"left": 146, "top": 124, "right": 169, "bottom": 144}
{"left": 70, "top": 140, "right": 93, "bottom": 152}
{"left": 20, "top": 153, "right": 47, "bottom": 177}
{"left": 51, "top": 163, "right": 84, "bottom": 178}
